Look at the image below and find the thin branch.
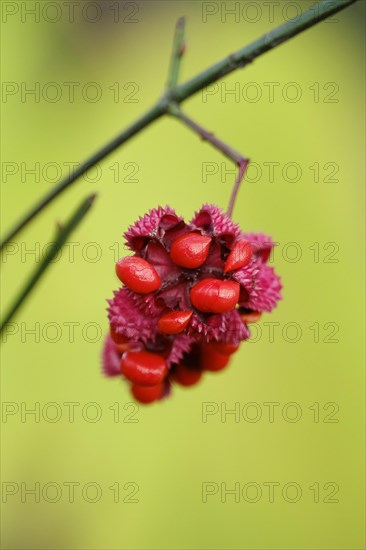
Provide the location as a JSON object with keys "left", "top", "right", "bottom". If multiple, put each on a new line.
{"left": 166, "top": 16, "right": 186, "bottom": 90}
{"left": 227, "top": 160, "right": 249, "bottom": 218}
{"left": 169, "top": 103, "right": 247, "bottom": 165}
{"left": 0, "top": 194, "right": 97, "bottom": 333}
{"left": 0, "top": 0, "right": 357, "bottom": 250}
{"left": 168, "top": 103, "right": 249, "bottom": 216}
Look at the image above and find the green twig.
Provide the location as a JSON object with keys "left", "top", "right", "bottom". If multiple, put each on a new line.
{"left": 166, "top": 16, "right": 186, "bottom": 90}
{"left": 0, "top": 194, "right": 97, "bottom": 334}
{"left": 0, "top": 0, "right": 357, "bottom": 250}
{"left": 170, "top": 0, "right": 357, "bottom": 103}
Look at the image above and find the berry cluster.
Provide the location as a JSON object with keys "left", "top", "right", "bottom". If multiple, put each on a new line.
{"left": 102, "top": 204, "right": 281, "bottom": 404}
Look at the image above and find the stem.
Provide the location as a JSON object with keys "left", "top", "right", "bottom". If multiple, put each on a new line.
{"left": 166, "top": 16, "right": 186, "bottom": 90}
{"left": 169, "top": 103, "right": 246, "bottom": 165}
{"left": 0, "top": 0, "right": 357, "bottom": 250}
{"left": 0, "top": 194, "right": 97, "bottom": 333}
{"left": 168, "top": 103, "right": 249, "bottom": 216}
{"left": 227, "top": 160, "right": 249, "bottom": 218}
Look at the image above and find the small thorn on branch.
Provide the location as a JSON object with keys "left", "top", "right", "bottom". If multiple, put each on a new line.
{"left": 179, "top": 43, "right": 187, "bottom": 57}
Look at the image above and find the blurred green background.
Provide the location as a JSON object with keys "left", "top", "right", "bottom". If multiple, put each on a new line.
{"left": 1, "top": 1, "right": 365, "bottom": 549}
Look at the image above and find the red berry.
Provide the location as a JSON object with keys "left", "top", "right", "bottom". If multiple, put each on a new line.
{"left": 110, "top": 327, "right": 131, "bottom": 353}
{"left": 172, "top": 362, "right": 202, "bottom": 386}
{"left": 121, "top": 351, "right": 167, "bottom": 386}
{"left": 224, "top": 240, "right": 253, "bottom": 273}
{"left": 131, "top": 383, "right": 164, "bottom": 404}
{"left": 170, "top": 232, "right": 211, "bottom": 269}
{"left": 201, "top": 348, "right": 230, "bottom": 372}
{"left": 110, "top": 327, "right": 128, "bottom": 345}
{"left": 115, "top": 256, "right": 160, "bottom": 294}
{"left": 190, "top": 278, "right": 240, "bottom": 313}
{"left": 240, "top": 311, "right": 262, "bottom": 323}
{"left": 211, "top": 341, "right": 240, "bottom": 355}
{"left": 158, "top": 310, "right": 193, "bottom": 334}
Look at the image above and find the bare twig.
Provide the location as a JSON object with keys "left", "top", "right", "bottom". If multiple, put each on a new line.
{"left": 168, "top": 103, "right": 249, "bottom": 216}
{"left": 0, "top": 194, "right": 97, "bottom": 333}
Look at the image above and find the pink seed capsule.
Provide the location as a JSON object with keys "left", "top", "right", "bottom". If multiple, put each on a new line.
{"left": 224, "top": 240, "right": 253, "bottom": 273}
{"left": 170, "top": 232, "right": 211, "bottom": 269}
{"left": 190, "top": 278, "right": 240, "bottom": 313}
{"left": 115, "top": 256, "right": 160, "bottom": 294}
{"left": 158, "top": 310, "right": 193, "bottom": 335}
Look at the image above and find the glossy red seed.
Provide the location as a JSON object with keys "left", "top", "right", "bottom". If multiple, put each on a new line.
{"left": 110, "top": 327, "right": 131, "bottom": 353}
{"left": 224, "top": 240, "right": 253, "bottom": 273}
{"left": 240, "top": 311, "right": 262, "bottom": 324}
{"left": 211, "top": 341, "right": 240, "bottom": 355}
{"left": 170, "top": 232, "right": 211, "bottom": 269}
{"left": 121, "top": 351, "right": 167, "bottom": 386}
{"left": 201, "top": 348, "right": 230, "bottom": 372}
{"left": 110, "top": 327, "right": 129, "bottom": 345}
{"left": 115, "top": 257, "right": 160, "bottom": 294}
{"left": 172, "top": 362, "right": 202, "bottom": 386}
{"left": 131, "top": 383, "right": 164, "bottom": 404}
{"left": 190, "top": 278, "right": 240, "bottom": 313}
{"left": 158, "top": 310, "right": 193, "bottom": 335}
